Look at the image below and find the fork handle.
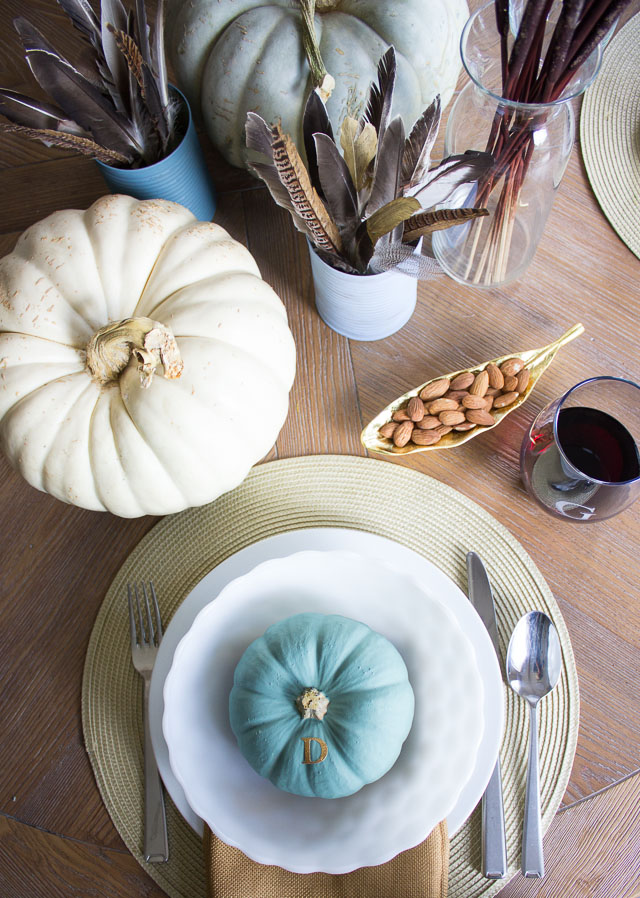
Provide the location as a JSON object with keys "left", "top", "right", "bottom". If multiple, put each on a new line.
{"left": 143, "top": 680, "right": 169, "bottom": 862}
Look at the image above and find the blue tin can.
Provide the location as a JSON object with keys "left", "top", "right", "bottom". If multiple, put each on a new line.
{"left": 96, "top": 88, "right": 217, "bottom": 221}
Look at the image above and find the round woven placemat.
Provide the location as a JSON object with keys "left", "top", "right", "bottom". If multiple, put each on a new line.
{"left": 581, "top": 13, "right": 640, "bottom": 259}
{"left": 82, "top": 455, "right": 579, "bottom": 898}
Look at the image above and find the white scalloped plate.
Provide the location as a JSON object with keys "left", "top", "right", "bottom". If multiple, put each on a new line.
{"left": 158, "top": 543, "right": 501, "bottom": 874}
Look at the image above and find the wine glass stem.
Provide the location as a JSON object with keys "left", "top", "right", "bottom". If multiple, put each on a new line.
{"left": 522, "top": 700, "right": 544, "bottom": 877}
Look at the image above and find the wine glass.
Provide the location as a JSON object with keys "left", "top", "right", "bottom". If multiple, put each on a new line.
{"left": 520, "top": 376, "right": 640, "bottom": 522}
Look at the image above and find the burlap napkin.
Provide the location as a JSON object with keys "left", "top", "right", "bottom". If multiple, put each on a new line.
{"left": 204, "top": 820, "right": 449, "bottom": 898}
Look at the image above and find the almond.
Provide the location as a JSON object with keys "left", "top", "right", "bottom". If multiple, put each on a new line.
{"left": 379, "top": 421, "right": 397, "bottom": 438}
{"left": 435, "top": 424, "right": 453, "bottom": 436}
{"left": 500, "top": 357, "right": 525, "bottom": 377}
{"left": 469, "top": 370, "right": 489, "bottom": 397}
{"left": 486, "top": 363, "right": 504, "bottom": 390}
{"left": 428, "top": 397, "right": 459, "bottom": 414}
{"left": 419, "top": 378, "right": 451, "bottom": 401}
{"left": 484, "top": 395, "right": 494, "bottom": 411}
{"left": 439, "top": 409, "right": 466, "bottom": 426}
{"left": 407, "top": 396, "right": 425, "bottom": 422}
{"left": 462, "top": 394, "right": 487, "bottom": 409}
{"left": 516, "top": 368, "right": 530, "bottom": 393}
{"left": 450, "top": 371, "right": 475, "bottom": 391}
{"left": 410, "top": 429, "right": 441, "bottom": 446}
{"left": 415, "top": 415, "right": 441, "bottom": 430}
{"left": 485, "top": 386, "right": 502, "bottom": 397}
{"left": 493, "top": 390, "right": 519, "bottom": 408}
{"left": 392, "top": 408, "right": 411, "bottom": 422}
{"left": 503, "top": 374, "right": 518, "bottom": 392}
{"left": 393, "top": 420, "right": 414, "bottom": 447}
{"left": 453, "top": 421, "right": 476, "bottom": 432}
{"left": 465, "top": 408, "right": 495, "bottom": 426}
{"left": 446, "top": 389, "right": 469, "bottom": 402}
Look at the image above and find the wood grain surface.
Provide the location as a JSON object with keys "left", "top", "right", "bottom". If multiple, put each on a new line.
{"left": 0, "top": 0, "right": 639, "bottom": 896}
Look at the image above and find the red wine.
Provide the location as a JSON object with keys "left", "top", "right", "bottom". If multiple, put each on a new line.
{"left": 556, "top": 406, "right": 640, "bottom": 483}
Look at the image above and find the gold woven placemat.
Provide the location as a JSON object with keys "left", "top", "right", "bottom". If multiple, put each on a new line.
{"left": 581, "top": 13, "right": 640, "bottom": 259}
{"left": 82, "top": 455, "right": 579, "bottom": 898}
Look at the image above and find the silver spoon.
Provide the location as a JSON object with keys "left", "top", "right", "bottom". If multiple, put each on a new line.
{"left": 506, "top": 611, "right": 562, "bottom": 878}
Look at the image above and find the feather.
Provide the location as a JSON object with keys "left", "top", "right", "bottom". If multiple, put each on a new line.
{"left": 352, "top": 221, "right": 375, "bottom": 272}
{"left": 246, "top": 111, "right": 276, "bottom": 161}
{"left": 0, "top": 121, "right": 132, "bottom": 163}
{"left": 411, "top": 151, "right": 494, "bottom": 208}
{"left": 365, "top": 115, "right": 405, "bottom": 217}
{"left": 402, "top": 207, "right": 489, "bottom": 243}
{"left": 135, "top": 0, "right": 152, "bottom": 70}
{"left": 249, "top": 161, "right": 310, "bottom": 233}
{"left": 303, "top": 89, "right": 334, "bottom": 194}
{"left": 55, "top": 0, "right": 101, "bottom": 42}
{"left": 153, "top": 0, "right": 170, "bottom": 111}
{"left": 313, "top": 132, "right": 357, "bottom": 233}
{"left": 360, "top": 45, "right": 396, "bottom": 147}
{"left": 339, "top": 116, "right": 377, "bottom": 193}
{"left": 270, "top": 123, "right": 341, "bottom": 254}
{"left": 101, "top": 0, "right": 131, "bottom": 114}
{"left": 401, "top": 95, "right": 441, "bottom": 190}
{"left": 311, "top": 244, "right": 360, "bottom": 275}
{"left": 0, "top": 88, "right": 86, "bottom": 134}
{"left": 365, "top": 196, "right": 420, "bottom": 244}
{"left": 369, "top": 240, "right": 442, "bottom": 278}
{"left": 130, "top": 0, "right": 169, "bottom": 148}
{"left": 108, "top": 26, "right": 145, "bottom": 94}
{"left": 13, "top": 17, "right": 142, "bottom": 155}
{"left": 108, "top": 25, "right": 166, "bottom": 153}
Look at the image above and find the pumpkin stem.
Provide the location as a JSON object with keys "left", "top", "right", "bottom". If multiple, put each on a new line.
{"left": 297, "top": 0, "right": 335, "bottom": 101}
{"left": 85, "top": 316, "right": 184, "bottom": 388}
{"left": 296, "top": 687, "right": 330, "bottom": 721}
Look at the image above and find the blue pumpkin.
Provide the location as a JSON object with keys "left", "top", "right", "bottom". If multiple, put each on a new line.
{"left": 229, "top": 612, "right": 415, "bottom": 798}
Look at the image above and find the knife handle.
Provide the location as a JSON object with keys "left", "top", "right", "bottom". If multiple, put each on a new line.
{"left": 482, "top": 758, "right": 507, "bottom": 878}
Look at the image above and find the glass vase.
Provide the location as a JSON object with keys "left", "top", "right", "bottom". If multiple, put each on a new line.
{"left": 432, "top": 2, "right": 606, "bottom": 288}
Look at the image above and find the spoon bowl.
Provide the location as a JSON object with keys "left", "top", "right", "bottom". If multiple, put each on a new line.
{"left": 506, "top": 611, "right": 562, "bottom": 878}
{"left": 507, "top": 611, "right": 562, "bottom": 703}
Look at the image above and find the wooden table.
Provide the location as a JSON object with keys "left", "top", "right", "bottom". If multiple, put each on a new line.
{"left": 1, "top": 2, "right": 639, "bottom": 896}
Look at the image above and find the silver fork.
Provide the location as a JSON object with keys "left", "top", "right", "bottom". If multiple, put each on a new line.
{"left": 128, "top": 581, "right": 169, "bottom": 863}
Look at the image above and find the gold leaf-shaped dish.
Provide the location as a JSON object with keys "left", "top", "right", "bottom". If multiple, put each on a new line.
{"left": 361, "top": 324, "right": 584, "bottom": 455}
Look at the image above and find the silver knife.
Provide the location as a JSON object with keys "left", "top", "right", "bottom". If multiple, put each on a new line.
{"left": 466, "top": 551, "right": 507, "bottom": 879}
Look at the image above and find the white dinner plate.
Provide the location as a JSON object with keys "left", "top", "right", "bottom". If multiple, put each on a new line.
{"left": 149, "top": 529, "right": 504, "bottom": 870}
{"left": 162, "top": 549, "right": 487, "bottom": 872}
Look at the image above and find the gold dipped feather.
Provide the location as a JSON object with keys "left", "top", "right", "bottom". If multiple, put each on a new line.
{"left": 361, "top": 324, "right": 585, "bottom": 455}
{"left": 366, "top": 197, "right": 421, "bottom": 244}
{"left": 271, "top": 123, "right": 342, "bottom": 255}
{"left": 340, "top": 117, "right": 377, "bottom": 192}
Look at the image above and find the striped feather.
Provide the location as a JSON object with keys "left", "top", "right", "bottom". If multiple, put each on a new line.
{"left": 271, "top": 123, "right": 341, "bottom": 254}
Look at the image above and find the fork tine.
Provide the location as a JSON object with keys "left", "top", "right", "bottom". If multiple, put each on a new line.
{"left": 134, "top": 583, "right": 147, "bottom": 645}
{"left": 142, "top": 582, "right": 155, "bottom": 645}
{"left": 127, "top": 585, "right": 138, "bottom": 646}
{"left": 149, "top": 581, "right": 163, "bottom": 640}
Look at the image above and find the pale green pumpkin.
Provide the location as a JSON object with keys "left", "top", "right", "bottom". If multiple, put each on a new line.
{"left": 229, "top": 612, "right": 415, "bottom": 798}
{"left": 166, "top": 0, "right": 469, "bottom": 169}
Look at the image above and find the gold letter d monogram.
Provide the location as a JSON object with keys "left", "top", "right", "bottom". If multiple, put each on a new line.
{"left": 302, "top": 736, "right": 328, "bottom": 764}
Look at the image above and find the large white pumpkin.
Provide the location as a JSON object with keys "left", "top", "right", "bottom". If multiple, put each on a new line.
{"left": 0, "top": 195, "right": 296, "bottom": 517}
{"left": 167, "top": 0, "right": 469, "bottom": 169}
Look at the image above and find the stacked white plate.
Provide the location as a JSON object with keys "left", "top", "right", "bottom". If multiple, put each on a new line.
{"left": 150, "top": 529, "right": 504, "bottom": 874}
